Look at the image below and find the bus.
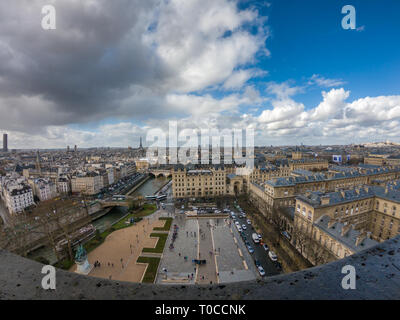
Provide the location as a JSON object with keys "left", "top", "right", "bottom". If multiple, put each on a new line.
{"left": 156, "top": 194, "right": 167, "bottom": 201}
{"left": 145, "top": 195, "right": 157, "bottom": 200}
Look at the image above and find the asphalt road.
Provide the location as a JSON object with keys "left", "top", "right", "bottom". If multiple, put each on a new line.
{"left": 231, "top": 209, "right": 281, "bottom": 277}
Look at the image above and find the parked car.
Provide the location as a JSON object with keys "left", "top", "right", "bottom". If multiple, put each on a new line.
{"left": 254, "top": 259, "right": 261, "bottom": 267}
{"left": 268, "top": 251, "right": 278, "bottom": 262}
{"left": 257, "top": 266, "right": 266, "bottom": 277}
{"left": 257, "top": 234, "right": 262, "bottom": 240}
{"left": 235, "top": 221, "right": 240, "bottom": 226}
{"left": 247, "top": 245, "right": 254, "bottom": 254}
{"left": 242, "top": 224, "right": 247, "bottom": 230}
{"left": 262, "top": 244, "right": 269, "bottom": 251}
{"left": 247, "top": 219, "right": 252, "bottom": 225}
{"left": 237, "top": 226, "right": 242, "bottom": 232}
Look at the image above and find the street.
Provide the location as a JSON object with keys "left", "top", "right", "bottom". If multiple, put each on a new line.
{"left": 230, "top": 208, "right": 281, "bottom": 277}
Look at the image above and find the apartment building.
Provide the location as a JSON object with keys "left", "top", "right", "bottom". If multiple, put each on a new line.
{"left": 293, "top": 181, "right": 400, "bottom": 263}
{"left": 57, "top": 177, "right": 71, "bottom": 194}
{"left": 29, "top": 178, "right": 58, "bottom": 201}
{"left": 71, "top": 172, "right": 103, "bottom": 195}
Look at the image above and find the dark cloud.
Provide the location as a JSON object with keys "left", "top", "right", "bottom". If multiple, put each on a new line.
{"left": 0, "top": 0, "right": 174, "bottom": 131}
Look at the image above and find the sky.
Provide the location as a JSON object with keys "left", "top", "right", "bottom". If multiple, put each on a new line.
{"left": 0, "top": 0, "right": 399, "bottom": 149}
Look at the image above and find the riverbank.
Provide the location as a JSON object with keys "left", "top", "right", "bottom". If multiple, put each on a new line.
{"left": 125, "top": 175, "right": 151, "bottom": 196}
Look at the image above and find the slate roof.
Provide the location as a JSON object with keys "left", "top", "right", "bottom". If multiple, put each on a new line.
{"left": 315, "top": 215, "right": 378, "bottom": 252}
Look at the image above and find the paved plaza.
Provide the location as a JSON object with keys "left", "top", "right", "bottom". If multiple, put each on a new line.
{"left": 156, "top": 213, "right": 198, "bottom": 284}
{"left": 70, "top": 209, "right": 168, "bottom": 283}
{"left": 156, "top": 215, "right": 258, "bottom": 284}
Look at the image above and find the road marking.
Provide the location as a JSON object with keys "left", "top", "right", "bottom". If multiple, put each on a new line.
{"left": 210, "top": 222, "right": 219, "bottom": 284}
{"left": 195, "top": 219, "right": 200, "bottom": 283}
{"left": 238, "top": 248, "right": 243, "bottom": 257}
{"left": 243, "top": 260, "right": 248, "bottom": 270}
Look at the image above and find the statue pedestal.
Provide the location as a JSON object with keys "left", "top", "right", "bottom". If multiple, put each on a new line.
{"left": 75, "top": 258, "right": 93, "bottom": 275}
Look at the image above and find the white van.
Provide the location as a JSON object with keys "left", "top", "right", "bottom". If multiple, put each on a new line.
{"left": 252, "top": 233, "right": 260, "bottom": 244}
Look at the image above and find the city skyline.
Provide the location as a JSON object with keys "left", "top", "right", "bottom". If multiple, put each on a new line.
{"left": 0, "top": 0, "right": 399, "bottom": 149}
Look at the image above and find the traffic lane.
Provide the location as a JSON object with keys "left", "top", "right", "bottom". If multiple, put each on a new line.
{"left": 234, "top": 214, "right": 280, "bottom": 277}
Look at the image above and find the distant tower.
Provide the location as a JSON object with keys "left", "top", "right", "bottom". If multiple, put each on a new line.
{"left": 2, "top": 133, "right": 8, "bottom": 152}
{"left": 139, "top": 137, "right": 143, "bottom": 149}
{"left": 67, "top": 145, "right": 70, "bottom": 152}
{"left": 74, "top": 145, "right": 77, "bottom": 152}
{"left": 35, "top": 150, "right": 41, "bottom": 174}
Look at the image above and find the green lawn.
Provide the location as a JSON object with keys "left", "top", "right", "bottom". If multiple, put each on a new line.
{"left": 136, "top": 256, "right": 161, "bottom": 283}
{"left": 153, "top": 217, "right": 173, "bottom": 231}
{"left": 113, "top": 203, "right": 157, "bottom": 229}
{"left": 54, "top": 258, "right": 74, "bottom": 270}
{"left": 142, "top": 233, "right": 168, "bottom": 253}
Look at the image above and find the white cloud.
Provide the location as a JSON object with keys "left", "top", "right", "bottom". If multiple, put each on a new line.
{"left": 223, "top": 69, "right": 267, "bottom": 90}
{"left": 309, "top": 74, "right": 346, "bottom": 88}
{"left": 310, "top": 88, "right": 350, "bottom": 121}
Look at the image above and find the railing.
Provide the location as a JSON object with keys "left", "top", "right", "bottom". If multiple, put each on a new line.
{"left": 0, "top": 235, "right": 399, "bottom": 299}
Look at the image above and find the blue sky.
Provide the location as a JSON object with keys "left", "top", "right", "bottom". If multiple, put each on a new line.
{"left": 240, "top": 0, "right": 400, "bottom": 111}
{"left": 1, "top": 0, "right": 400, "bottom": 148}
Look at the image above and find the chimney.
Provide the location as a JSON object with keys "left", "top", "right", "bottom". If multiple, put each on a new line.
{"left": 355, "top": 231, "right": 367, "bottom": 247}
{"left": 328, "top": 219, "right": 336, "bottom": 229}
{"left": 341, "top": 224, "right": 352, "bottom": 237}
{"left": 321, "top": 196, "right": 330, "bottom": 205}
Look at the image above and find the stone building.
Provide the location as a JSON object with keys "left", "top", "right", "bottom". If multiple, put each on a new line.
{"left": 172, "top": 166, "right": 227, "bottom": 199}
{"left": 71, "top": 172, "right": 103, "bottom": 195}
{"left": 249, "top": 167, "right": 400, "bottom": 213}
{"left": 293, "top": 181, "right": 400, "bottom": 263}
